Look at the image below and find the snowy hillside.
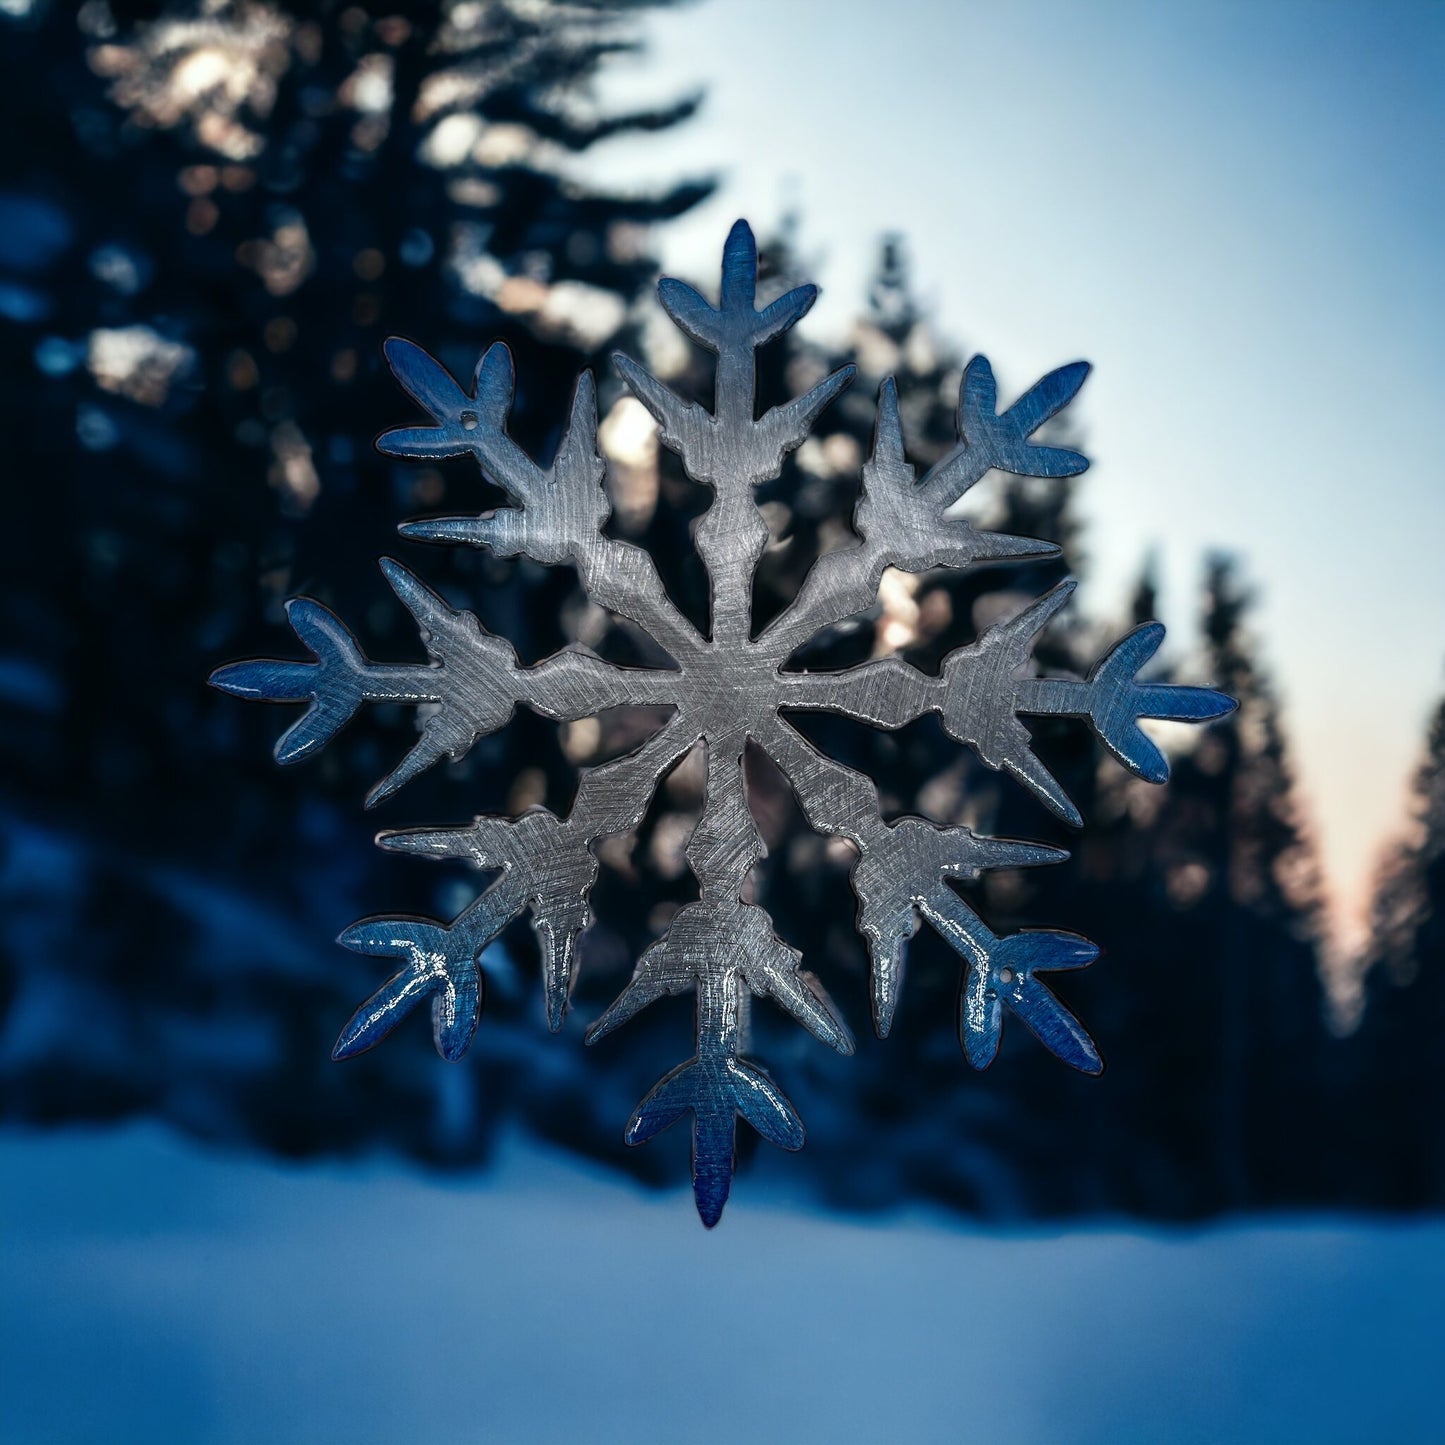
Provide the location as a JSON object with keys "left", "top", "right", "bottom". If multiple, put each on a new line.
{"left": 4, "top": 1125, "right": 1441, "bottom": 1444}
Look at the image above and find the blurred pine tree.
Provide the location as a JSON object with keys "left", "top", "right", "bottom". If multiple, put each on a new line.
{"left": 0, "top": 0, "right": 710, "bottom": 1163}
{"left": 1349, "top": 691, "right": 1445, "bottom": 1203}
{"left": 0, "top": 6, "right": 1372, "bottom": 1217}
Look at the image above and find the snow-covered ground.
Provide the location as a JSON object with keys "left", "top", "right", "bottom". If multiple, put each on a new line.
{"left": 3, "top": 1125, "right": 1442, "bottom": 1445}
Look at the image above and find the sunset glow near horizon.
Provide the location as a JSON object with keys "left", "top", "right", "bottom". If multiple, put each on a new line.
{"left": 593, "top": 0, "right": 1445, "bottom": 965}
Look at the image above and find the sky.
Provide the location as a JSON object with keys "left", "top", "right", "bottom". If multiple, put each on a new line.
{"left": 589, "top": 0, "right": 1445, "bottom": 951}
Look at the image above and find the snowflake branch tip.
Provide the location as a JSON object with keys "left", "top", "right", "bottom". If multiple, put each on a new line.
{"left": 394, "top": 516, "right": 480, "bottom": 546}
{"left": 625, "top": 1053, "right": 805, "bottom": 1227}
{"left": 957, "top": 929, "right": 1103, "bottom": 1075}
{"left": 941, "top": 355, "right": 1091, "bottom": 493}
{"left": 720, "top": 217, "right": 758, "bottom": 309}
{"left": 610, "top": 351, "right": 702, "bottom": 454}
{"left": 922, "top": 888, "right": 1102, "bottom": 1074}
{"left": 759, "top": 364, "right": 856, "bottom": 457}
{"left": 333, "top": 916, "right": 491, "bottom": 1063}
{"left": 1017, "top": 621, "right": 1238, "bottom": 784}
{"left": 209, "top": 599, "right": 372, "bottom": 765}
{"left": 656, "top": 270, "right": 817, "bottom": 353}
{"left": 373, "top": 822, "right": 509, "bottom": 865}
{"left": 655, "top": 219, "right": 819, "bottom": 359}
{"left": 376, "top": 336, "right": 519, "bottom": 464}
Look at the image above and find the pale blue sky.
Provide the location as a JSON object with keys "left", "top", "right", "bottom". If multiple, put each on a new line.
{"left": 593, "top": 0, "right": 1445, "bottom": 946}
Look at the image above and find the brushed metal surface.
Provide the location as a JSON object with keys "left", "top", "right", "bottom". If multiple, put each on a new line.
{"left": 212, "top": 221, "right": 1234, "bottom": 1224}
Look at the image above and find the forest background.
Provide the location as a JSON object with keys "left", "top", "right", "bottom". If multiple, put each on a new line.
{"left": 2, "top": 0, "right": 1443, "bottom": 1225}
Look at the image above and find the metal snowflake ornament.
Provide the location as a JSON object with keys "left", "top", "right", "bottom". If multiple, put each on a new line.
{"left": 212, "top": 222, "right": 1234, "bottom": 1225}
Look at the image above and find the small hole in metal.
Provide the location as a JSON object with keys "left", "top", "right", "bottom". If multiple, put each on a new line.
{"left": 998, "top": 966, "right": 1015, "bottom": 985}
{"left": 461, "top": 411, "right": 478, "bottom": 431}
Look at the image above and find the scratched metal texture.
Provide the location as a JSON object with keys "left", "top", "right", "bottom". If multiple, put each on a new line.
{"left": 212, "top": 221, "right": 1235, "bottom": 1226}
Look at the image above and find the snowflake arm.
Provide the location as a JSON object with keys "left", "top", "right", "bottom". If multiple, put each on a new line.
{"left": 780, "top": 581, "right": 1235, "bottom": 825}
{"left": 586, "top": 731, "right": 852, "bottom": 1225}
{"left": 367, "top": 714, "right": 697, "bottom": 1036}
{"left": 210, "top": 557, "right": 678, "bottom": 808}
{"left": 613, "top": 220, "right": 856, "bottom": 646}
{"left": 379, "top": 339, "right": 705, "bottom": 665}
{"left": 755, "top": 716, "right": 1085, "bottom": 1059}
{"left": 621, "top": 971, "right": 807, "bottom": 1229}
{"left": 756, "top": 359, "right": 1088, "bottom": 662}
{"left": 332, "top": 891, "right": 509, "bottom": 1062}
